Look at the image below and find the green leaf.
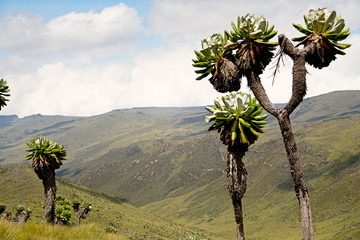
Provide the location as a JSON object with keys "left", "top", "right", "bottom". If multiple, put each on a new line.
{"left": 291, "top": 35, "right": 309, "bottom": 42}
{"left": 195, "top": 67, "right": 213, "bottom": 80}
{"left": 262, "top": 30, "right": 277, "bottom": 41}
{"left": 292, "top": 23, "right": 313, "bottom": 35}
{"left": 254, "top": 40, "right": 278, "bottom": 46}
{"left": 328, "top": 39, "right": 351, "bottom": 49}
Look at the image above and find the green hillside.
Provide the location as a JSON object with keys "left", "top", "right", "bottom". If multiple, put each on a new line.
{"left": 0, "top": 107, "right": 208, "bottom": 167}
{"left": 1, "top": 90, "right": 360, "bottom": 239}
{"left": 0, "top": 164, "right": 215, "bottom": 239}
{"left": 142, "top": 115, "right": 360, "bottom": 239}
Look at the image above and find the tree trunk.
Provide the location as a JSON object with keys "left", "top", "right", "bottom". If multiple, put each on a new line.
{"left": 41, "top": 168, "right": 57, "bottom": 224}
{"left": 245, "top": 34, "right": 315, "bottom": 240}
{"left": 277, "top": 113, "right": 313, "bottom": 239}
{"left": 227, "top": 145, "right": 248, "bottom": 240}
{"left": 15, "top": 212, "right": 28, "bottom": 224}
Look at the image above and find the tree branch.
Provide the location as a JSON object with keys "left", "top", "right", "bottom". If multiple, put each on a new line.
{"left": 246, "top": 71, "right": 280, "bottom": 117}
{"left": 278, "top": 34, "right": 308, "bottom": 116}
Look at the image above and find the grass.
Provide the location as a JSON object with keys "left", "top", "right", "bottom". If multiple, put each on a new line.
{"left": 141, "top": 114, "right": 360, "bottom": 239}
{"left": 0, "top": 220, "right": 129, "bottom": 240}
{"left": 0, "top": 164, "right": 215, "bottom": 240}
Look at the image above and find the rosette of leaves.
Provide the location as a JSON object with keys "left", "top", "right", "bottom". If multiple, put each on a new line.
{"left": 0, "top": 79, "right": 10, "bottom": 110}
{"left": 205, "top": 91, "right": 267, "bottom": 146}
{"left": 55, "top": 195, "right": 72, "bottom": 225}
{"left": 14, "top": 205, "right": 25, "bottom": 213}
{"left": 15, "top": 205, "right": 32, "bottom": 215}
{"left": 71, "top": 199, "right": 81, "bottom": 211}
{"left": 25, "top": 136, "right": 67, "bottom": 177}
{"left": 227, "top": 14, "right": 278, "bottom": 75}
{"left": 193, "top": 33, "right": 241, "bottom": 93}
{"left": 14, "top": 205, "right": 32, "bottom": 224}
{"left": 292, "top": 8, "right": 351, "bottom": 69}
{"left": 81, "top": 202, "right": 92, "bottom": 212}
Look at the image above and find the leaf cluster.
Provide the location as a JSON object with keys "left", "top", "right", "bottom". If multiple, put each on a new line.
{"left": 192, "top": 14, "right": 278, "bottom": 90}
{"left": 292, "top": 8, "right": 351, "bottom": 68}
{"left": 229, "top": 14, "right": 278, "bottom": 45}
{"left": 55, "top": 195, "right": 72, "bottom": 225}
{"left": 81, "top": 201, "right": 92, "bottom": 211}
{"left": 104, "top": 226, "right": 118, "bottom": 234}
{"left": 25, "top": 136, "right": 67, "bottom": 170}
{"left": 14, "top": 205, "right": 32, "bottom": 215}
{"left": 0, "top": 79, "right": 10, "bottom": 110}
{"left": 192, "top": 33, "right": 231, "bottom": 81}
{"left": 205, "top": 91, "right": 267, "bottom": 146}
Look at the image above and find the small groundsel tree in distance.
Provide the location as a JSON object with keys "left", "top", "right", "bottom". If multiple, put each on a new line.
{"left": 104, "top": 226, "right": 118, "bottom": 234}
{"left": 0, "top": 79, "right": 10, "bottom": 110}
{"left": 14, "top": 205, "right": 32, "bottom": 224}
{"left": 54, "top": 195, "right": 72, "bottom": 226}
{"left": 205, "top": 91, "right": 267, "bottom": 240}
{"left": 25, "top": 136, "right": 67, "bottom": 224}
{"left": 71, "top": 198, "right": 92, "bottom": 225}
{"left": 0, "top": 204, "right": 6, "bottom": 215}
{"left": 0, "top": 204, "right": 12, "bottom": 221}
{"left": 194, "top": 8, "right": 351, "bottom": 240}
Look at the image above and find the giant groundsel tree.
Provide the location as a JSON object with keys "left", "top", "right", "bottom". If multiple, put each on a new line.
{"left": 205, "top": 91, "right": 267, "bottom": 240}
{"left": 194, "top": 8, "right": 350, "bottom": 240}
{"left": 25, "top": 136, "right": 67, "bottom": 224}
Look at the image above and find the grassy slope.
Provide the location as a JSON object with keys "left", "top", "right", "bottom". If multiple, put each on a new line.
{"left": 0, "top": 108, "right": 208, "bottom": 168}
{"left": 142, "top": 115, "right": 360, "bottom": 240}
{"left": 0, "top": 164, "right": 215, "bottom": 240}
{"left": 0, "top": 220, "right": 129, "bottom": 240}
{"left": 1, "top": 90, "right": 360, "bottom": 239}
{"left": 60, "top": 133, "right": 226, "bottom": 206}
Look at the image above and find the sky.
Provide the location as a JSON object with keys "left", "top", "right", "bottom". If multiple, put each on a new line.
{"left": 0, "top": 0, "right": 359, "bottom": 117}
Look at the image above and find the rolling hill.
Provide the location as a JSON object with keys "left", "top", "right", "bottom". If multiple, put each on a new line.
{"left": 1, "top": 90, "right": 360, "bottom": 239}
{"left": 0, "top": 163, "right": 215, "bottom": 239}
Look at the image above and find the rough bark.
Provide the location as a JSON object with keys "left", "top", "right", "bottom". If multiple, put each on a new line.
{"left": 227, "top": 144, "right": 248, "bottom": 240}
{"left": 245, "top": 34, "right": 314, "bottom": 240}
{"left": 15, "top": 212, "right": 29, "bottom": 224}
{"left": 36, "top": 168, "right": 57, "bottom": 224}
{"left": 1, "top": 212, "right": 12, "bottom": 221}
{"left": 277, "top": 113, "right": 313, "bottom": 239}
{"left": 74, "top": 208, "right": 89, "bottom": 225}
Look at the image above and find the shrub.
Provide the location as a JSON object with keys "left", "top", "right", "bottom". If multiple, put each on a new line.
{"left": 104, "top": 226, "right": 118, "bottom": 234}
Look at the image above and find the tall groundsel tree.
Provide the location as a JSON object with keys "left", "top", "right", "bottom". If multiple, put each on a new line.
{"left": 0, "top": 79, "right": 10, "bottom": 110}
{"left": 25, "top": 136, "right": 67, "bottom": 224}
{"left": 193, "top": 8, "right": 350, "bottom": 240}
{"left": 205, "top": 91, "right": 267, "bottom": 240}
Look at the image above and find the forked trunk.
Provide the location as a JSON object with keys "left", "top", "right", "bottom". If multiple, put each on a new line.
{"left": 245, "top": 34, "right": 314, "bottom": 240}
{"left": 227, "top": 144, "right": 248, "bottom": 240}
{"left": 35, "top": 167, "right": 57, "bottom": 224}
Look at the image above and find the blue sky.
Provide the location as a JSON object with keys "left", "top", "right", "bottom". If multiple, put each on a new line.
{"left": 0, "top": 0, "right": 359, "bottom": 117}
{"left": 0, "top": 0, "right": 153, "bottom": 20}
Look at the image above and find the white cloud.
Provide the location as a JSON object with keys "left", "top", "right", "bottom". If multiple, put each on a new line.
{"left": 127, "top": 43, "right": 221, "bottom": 107}
{"left": 0, "top": 1, "right": 359, "bottom": 117}
{"left": 148, "top": 0, "right": 360, "bottom": 41}
{"left": 0, "top": 3, "right": 143, "bottom": 56}
{"left": 2, "top": 61, "right": 132, "bottom": 117}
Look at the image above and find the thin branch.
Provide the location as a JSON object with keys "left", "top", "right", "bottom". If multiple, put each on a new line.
{"left": 271, "top": 39, "right": 287, "bottom": 85}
